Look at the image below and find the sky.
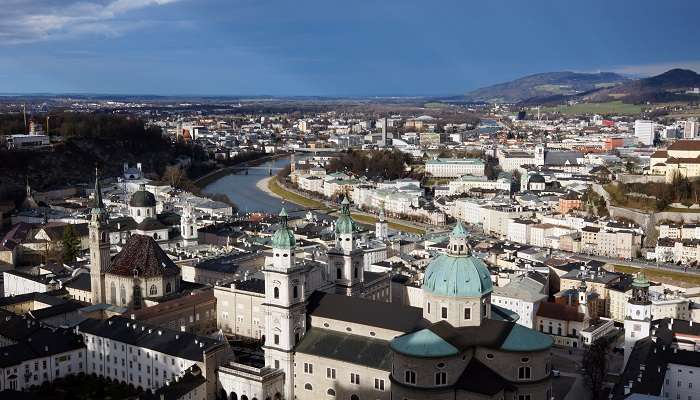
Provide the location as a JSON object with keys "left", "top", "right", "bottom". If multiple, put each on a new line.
{"left": 1, "top": 0, "right": 699, "bottom": 96}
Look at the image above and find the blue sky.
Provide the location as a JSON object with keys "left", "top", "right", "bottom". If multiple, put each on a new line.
{"left": 1, "top": 0, "right": 699, "bottom": 96}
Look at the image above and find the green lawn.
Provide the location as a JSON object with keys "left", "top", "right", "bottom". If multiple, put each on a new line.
{"left": 611, "top": 264, "right": 700, "bottom": 287}
{"left": 541, "top": 101, "right": 644, "bottom": 116}
{"left": 267, "top": 177, "right": 329, "bottom": 210}
{"left": 268, "top": 177, "right": 425, "bottom": 234}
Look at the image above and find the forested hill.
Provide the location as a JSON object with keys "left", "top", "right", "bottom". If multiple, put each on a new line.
{"left": 0, "top": 113, "right": 204, "bottom": 203}
{"left": 463, "top": 71, "right": 628, "bottom": 103}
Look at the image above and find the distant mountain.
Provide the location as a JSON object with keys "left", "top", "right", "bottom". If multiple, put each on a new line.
{"left": 582, "top": 68, "right": 700, "bottom": 103}
{"left": 463, "top": 71, "right": 629, "bottom": 103}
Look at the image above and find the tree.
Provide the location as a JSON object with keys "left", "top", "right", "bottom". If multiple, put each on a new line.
{"left": 61, "top": 225, "right": 81, "bottom": 264}
{"left": 582, "top": 337, "right": 610, "bottom": 400}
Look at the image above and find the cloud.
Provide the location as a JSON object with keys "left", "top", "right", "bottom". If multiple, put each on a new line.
{"left": 607, "top": 61, "right": 700, "bottom": 77}
{"left": 0, "top": 0, "right": 182, "bottom": 44}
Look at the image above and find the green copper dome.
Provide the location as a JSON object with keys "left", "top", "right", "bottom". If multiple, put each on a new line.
{"left": 423, "top": 254, "right": 493, "bottom": 297}
{"left": 335, "top": 196, "right": 357, "bottom": 235}
{"left": 632, "top": 271, "right": 650, "bottom": 288}
{"left": 451, "top": 221, "right": 468, "bottom": 238}
{"left": 271, "top": 207, "right": 296, "bottom": 249}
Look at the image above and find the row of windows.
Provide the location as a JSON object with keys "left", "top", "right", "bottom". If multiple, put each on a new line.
{"left": 404, "top": 370, "right": 447, "bottom": 386}
{"left": 426, "top": 302, "right": 476, "bottom": 320}
{"left": 301, "top": 364, "right": 385, "bottom": 391}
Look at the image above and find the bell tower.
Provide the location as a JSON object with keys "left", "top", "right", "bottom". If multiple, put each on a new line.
{"left": 89, "top": 168, "right": 110, "bottom": 305}
{"left": 623, "top": 272, "right": 652, "bottom": 368}
{"left": 328, "top": 196, "right": 364, "bottom": 296}
{"left": 263, "top": 208, "right": 306, "bottom": 400}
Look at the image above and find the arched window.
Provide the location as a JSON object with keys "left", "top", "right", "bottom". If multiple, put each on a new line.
{"left": 274, "top": 287, "right": 280, "bottom": 299}
{"left": 326, "top": 388, "right": 336, "bottom": 396}
{"left": 149, "top": 285, "right": 157, "bottom": 296}
{"left": 110, "top": 282, "right": 116, "bottom": 303}
{"left": 189, "top": 227, "right": 194, "bottom": 236}
{"left": 137, "top": 209, "right": 141, "bottom": 217}
{"left": 304, "top": 383, "right": 312, "bottom": 391}
{"left": 518, "top": 366, "right": 531, "bottom": 380}
{"left": 404, "top": 370, "right": 416, "bottom": 384}
{"left": 435, "top": 371, "right": 447, "bottom": 386}
{"left": 165, "top": 282, "right": 172, "bottom": 293}
{"left": 336, "top": 268, "right": 342, "bottom": 280}
{"left": 120, "top": 284, "right": 126, "bottom": 305}
{"left": 427, "top": 302, "right": 431, "bottom": 314}
{"left": 293, "top": 286, "right": 298, "bottom": 298}
{"left": 153, "top": 233, "right": 159, "bottom": 240}
{"left": 350, "top": 395, "right": 359, "bottom": 400}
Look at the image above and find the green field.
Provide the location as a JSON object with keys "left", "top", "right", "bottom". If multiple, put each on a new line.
{"left": 541, "top": 101, "right": 644, "bottom": 116}
{"left": 611, "top": 265, "right": 700, "bottom": 287}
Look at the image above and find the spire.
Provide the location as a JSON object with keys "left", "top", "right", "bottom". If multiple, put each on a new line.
{"left": 341, "top": 195, "right": 350, "bottom": 216}
{"left": 279, "top": 206, "right": 289, "bottom": 228}
{"left": 94, "top": 167, "right": 104, "bottom": 210}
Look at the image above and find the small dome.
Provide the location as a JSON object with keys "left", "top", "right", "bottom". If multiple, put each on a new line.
{"left": 271, "top": 207, "right": 296, "bottom": 249}
{"left": 130, "top": 184, "right": 156, "bottom": 207}
{"left": 423, "top": 254, "right": 493, "bottom": 297}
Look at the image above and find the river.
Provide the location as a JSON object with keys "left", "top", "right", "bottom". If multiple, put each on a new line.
{"left": 202, "top": 155, "right": 298, "bottom": 214}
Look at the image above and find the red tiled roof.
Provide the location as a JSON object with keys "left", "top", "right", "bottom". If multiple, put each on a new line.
{"left": 668, "top": 140, "right": 700, "bottom": 151}
{"left": 537, "top": 302, "right": 585, "bottom": 322}
{"left": 106, "top": 234, "right": 179, "bottom": 278}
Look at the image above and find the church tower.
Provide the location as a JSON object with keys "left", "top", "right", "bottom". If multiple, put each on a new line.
{"left": 89, "top": 169, "right": 110, "bottom": 305}
{"left": 263, "top": 208, "right": 307, "bottom": 400}
{"left": 328, "top": 196, "right": 364, "bottom": 296}
{"left": 375, "top": 207, "right": 388, "bottom": 240}
{"left": 180, "top": 202, "right": 198, "bottom": 246}
{"left": 623, "top": 272, "right": 652, "bottom": 368}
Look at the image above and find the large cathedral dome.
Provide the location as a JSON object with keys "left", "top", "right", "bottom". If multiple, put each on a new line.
{"left": 422, "top": 223, "right": 493, "bottom": 298}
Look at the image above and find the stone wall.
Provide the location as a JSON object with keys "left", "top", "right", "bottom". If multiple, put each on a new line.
{"left": 616, "top": 174, "right": 666, "bottom": 184}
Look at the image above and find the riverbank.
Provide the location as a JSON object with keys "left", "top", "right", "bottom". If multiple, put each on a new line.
{"left": 265, "top": 176, "right": 425, "bottom": 234}
{"left": 194, "top": 153, "right": 288, "bottom": 188}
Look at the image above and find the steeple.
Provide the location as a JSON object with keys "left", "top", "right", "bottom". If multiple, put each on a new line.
{"left": 448, "top": 221, "right": 470, "bottom": 256}
{"left": 91, "top": 168, "right": 108, "bottom": 223}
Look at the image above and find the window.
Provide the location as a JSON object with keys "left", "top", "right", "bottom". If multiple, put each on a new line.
{"left": 274, "top": 287, "right": 280, "bottom": 299}
{"left": 374, "top": 378, "right": 385, "bottom": 391}
{"left": 304, "top": 383, "right": 312, "bottom": 391}
{"left": 304, "top": 363, "right": 313, "bottom": 374}
{"left": 350, "top": 395, "right": 359, "bottom": 400}
{"left": 326, "top": 368, "right": 336, "bottom": 379}
{"left": 274, "top": 360, "right": 279, "bottom": 369}
{"left": 427, "top": 302, "right": 431, "bottom": 314}
{"left": 435, "top": 371, "right": 447, "bottom": 386}
{"left": 464, "top": 307, "right": 471, "bottom": 320}
{"left": 354, "top": 267, "right": 358, "bottom": 279}
{"left": 405, "top": 370, "right": 416, "bottom": 384}
{"left": 274, "top": 335, "right": 279, "bottom": 345}
{"left": 336, "top": 268, "right": 342, "bottom": 280}
{"left": 518, "top": 395, "right": 531, "bottom": 400}
{"left": 327, "top": 388, "right": 336, "bottom": 396}
{"left": 441, "top": 307, "right": 448, "bottom": 319}
{"left": 165, "top": 282, "right": 172, "bottom": 293}
{"left": 149, "top": 285, "right": 157, "bottom": 296}
{"left": 293, "top": 285, "right": 299, "bottom": 298}
{"left": 518, "top": 366, "right": 531, "bottom": 380}
{"left": 350, "top": 373, "right": 360, "bottom": 385}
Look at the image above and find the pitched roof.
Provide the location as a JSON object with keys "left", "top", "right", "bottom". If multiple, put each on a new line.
{"left": 455, "top": 358, "right": 512, "bottom": 395}
{"left": 536, "top": 302, "right": 585, "bottom": 322}
{"left": 78, "top": 316, "right": 223, "bottom": 362}
{"left": 668, "top": 139, "right": 700, "bottom": 151}
{"left": 306, "top": 291, "right": 425, "bottom": 333}
{"left": 105, "top": 234, "right": 179, "bottom": 278}
{"left": 295, "top": 327, "right": 392, "bottom": 371}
